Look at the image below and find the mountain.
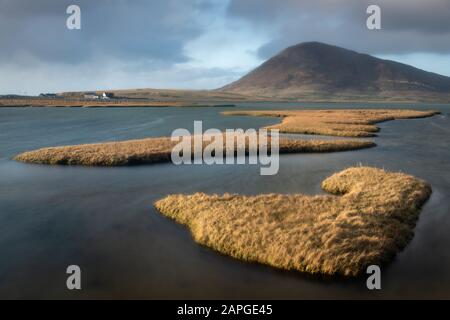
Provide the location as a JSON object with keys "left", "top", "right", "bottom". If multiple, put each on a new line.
{"left": 219, "top": 42, "right": 450, "bottom": 102}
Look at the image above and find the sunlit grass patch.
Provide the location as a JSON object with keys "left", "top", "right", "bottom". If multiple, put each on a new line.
{"left": 154, "top": 167, "right": 431, "bottom": 277}
{"left": 14, "top": 136, "right": 375, "bottom": 166}
{"left": 223, "top": 109, "right": 438, "bottom": 137}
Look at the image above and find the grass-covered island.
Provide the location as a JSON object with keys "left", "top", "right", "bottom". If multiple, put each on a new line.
{"left": 154, "top": 167, "right": 432, "bottom": 277}
{"left": 13, "top": 109, "right": 437, "bottom": 166}
{"left": 223, "top": 109, "right": 439, "bottom": 137}
{"left": 13, "top": 109, "right": 437, "bottom": 277}
{"left": 14, "top": 135, "right": 374, "bottom": 166}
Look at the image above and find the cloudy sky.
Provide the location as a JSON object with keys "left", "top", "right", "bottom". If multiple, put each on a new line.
{"left": 1, "top": 0, "right": 450, "bottom": 95}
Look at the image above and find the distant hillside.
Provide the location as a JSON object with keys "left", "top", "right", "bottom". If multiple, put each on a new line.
{"left": 219, "top": 42, "right": 450, "bottom": 102}
{"left": 58, "top": 88, "right": 255, "bottom": 102}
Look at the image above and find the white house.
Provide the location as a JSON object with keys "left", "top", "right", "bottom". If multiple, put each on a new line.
{"left": 101, "top": 92, "right": 114, "bottom": 99}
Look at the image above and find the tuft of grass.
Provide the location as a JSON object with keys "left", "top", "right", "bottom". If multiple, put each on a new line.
{"left": 154, "top": 167, "right": 431, "bottom": 277}
{"left": 14, "top": 135, "right": 375, "bottom": 166}
{"left": 223, "top": 109, "right": 439, "bottom": 137}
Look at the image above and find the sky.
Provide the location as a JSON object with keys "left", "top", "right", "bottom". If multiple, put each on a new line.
{"left": 1, "top": 0, "right": 450, "bottom": 95}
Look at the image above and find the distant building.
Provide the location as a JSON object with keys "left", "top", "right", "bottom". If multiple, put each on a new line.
{"left": 1, "top": 94, "right": 26, "bottom": 99}
{"left": 83, "top": 92, "right": 114, "bottom": 99}
{"left": 39, "top": 93, "right": 58, "bottom": 98}
{"left": 101, "top": 92, "right": 114, "bottom": 99}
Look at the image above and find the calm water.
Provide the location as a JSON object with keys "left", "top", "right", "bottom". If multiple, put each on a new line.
{"left": 0, "top": 102, "right": 449, "bottom": 299}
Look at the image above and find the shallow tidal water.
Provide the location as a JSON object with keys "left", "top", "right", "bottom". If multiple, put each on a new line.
{"left": 0, "top": 102, "right": 449, "bottom": 299}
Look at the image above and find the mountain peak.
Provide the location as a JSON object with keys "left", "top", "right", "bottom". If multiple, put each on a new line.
{"left": 286, "top": 41, "right": 341, "bottom": 50}
{"left": 220, "top": 42, "right": 450, "bottom": 101}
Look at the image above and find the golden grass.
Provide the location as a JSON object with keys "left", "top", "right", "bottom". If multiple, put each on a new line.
{"left": 15, "top": 109, "right": 437, "bottom": 166}
{"left": 223, "top": 109, "right": 439, "bottom": 137}
{"left": 14, "top": 135, "right": 375, "bottom": 166}
{"left": 154, "top": 167, "right": 431, "bottom": 276}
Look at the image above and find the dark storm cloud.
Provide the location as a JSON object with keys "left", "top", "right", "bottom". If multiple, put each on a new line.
{"left": 0, "top": 0, "right": 206, "bottom": 64}
{"left": 227, "top": 0, "right": 450, "bottom": 58}
{"left": 2, "top": 0, "right": 450, "bottom": 94}
{"left": 2, "top": 0, "right": 448, "bottom": 65}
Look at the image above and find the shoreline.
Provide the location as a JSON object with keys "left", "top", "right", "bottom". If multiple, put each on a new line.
{"left": 0, "top": 98, "right": 236, "bottom": 108}
{"left": 2, "top": 95, "right": 450, "bottom": 108}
